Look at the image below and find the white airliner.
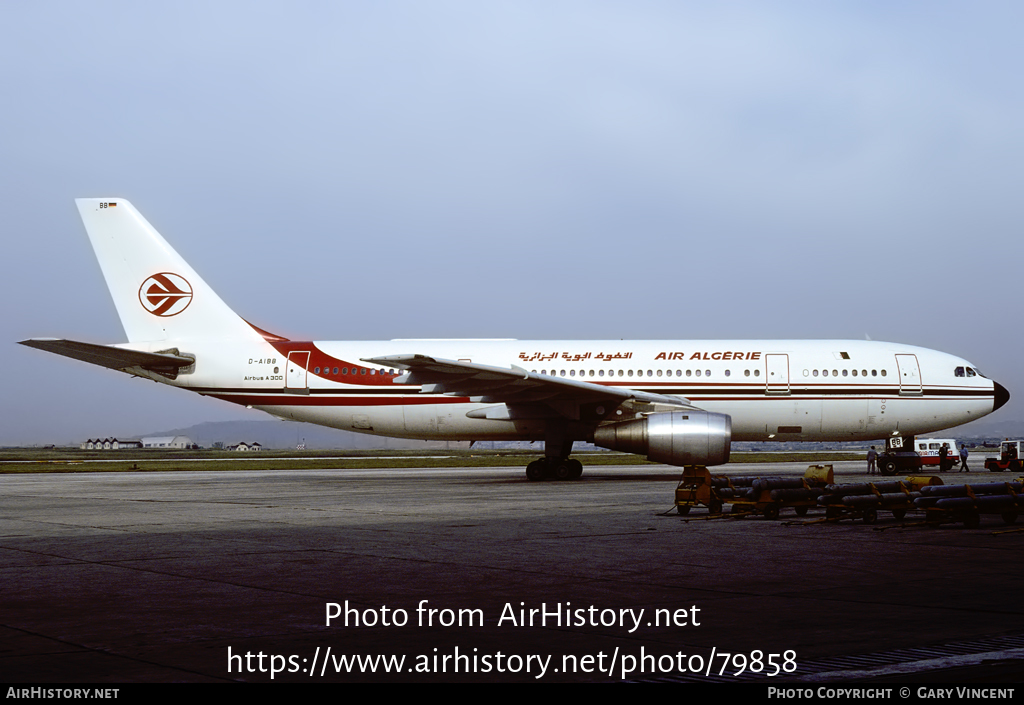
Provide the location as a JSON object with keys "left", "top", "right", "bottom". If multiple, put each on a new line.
{"left": 20, "top": 199, "right": 1009, "bottom": 480}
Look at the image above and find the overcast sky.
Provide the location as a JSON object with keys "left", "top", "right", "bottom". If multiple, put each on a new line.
{"left": 3, "top": 2, "right": 1022, "bottom": 445}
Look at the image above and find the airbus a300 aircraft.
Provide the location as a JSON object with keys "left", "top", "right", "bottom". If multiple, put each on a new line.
{"left": 21, "top": 199, "right": 1009, "bottom": 480}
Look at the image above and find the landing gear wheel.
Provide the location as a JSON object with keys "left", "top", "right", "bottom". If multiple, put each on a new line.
{"left": 551, "top": 458, "right": 583, "bottom": 480}
{"left": 525, "top": 459, "right": 547, "bottom": 481}
{"left": 862, "top": 507, "right": 878, "bottom": 524}
{"left": 568, "top": 459, "right": 583, "bottom": 479}
{"left": 553, "top": 461, "right": 573, "bottom": 480}
{"left": 763, "top": 504, "right": 780, "bottom": 520}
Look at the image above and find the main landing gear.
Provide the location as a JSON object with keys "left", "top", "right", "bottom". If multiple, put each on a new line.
{"left": 526, "top": 423, "right": 584, "bottom": 480}
{"left": 525, "top": 457, "right": 583, "bottom": 481}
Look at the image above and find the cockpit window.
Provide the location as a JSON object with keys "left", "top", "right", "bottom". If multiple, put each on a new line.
{"left": 955, "top": 366, "right": 965, "bottom": 377}
{"left": 966, "top": 367, "right": 976, "bottom": 377}
{"left": 972, "top": 367, "right": 988, "bottom": 378}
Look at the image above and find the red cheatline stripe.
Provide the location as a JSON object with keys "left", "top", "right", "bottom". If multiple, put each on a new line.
{"left": 207, "top": 394, "right": 469, "bottom": 407}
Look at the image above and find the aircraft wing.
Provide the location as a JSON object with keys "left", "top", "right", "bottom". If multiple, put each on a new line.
{"left": 19, "top": 338, "right": 194, "bottom": 374}
{"left": 361, "top": 354, "right": 695, "bottom": 413}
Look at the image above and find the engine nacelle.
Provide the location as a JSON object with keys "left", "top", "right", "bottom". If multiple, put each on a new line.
{"left": 592, "top": 410, "right": 732, "bottom": 466}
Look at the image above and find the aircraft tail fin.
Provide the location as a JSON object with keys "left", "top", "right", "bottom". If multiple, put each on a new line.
{"left": 76, "top": 199, "right": 265, "bottom": 344}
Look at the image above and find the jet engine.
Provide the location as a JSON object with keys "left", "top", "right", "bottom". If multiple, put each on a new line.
{"left": 592, "top": 410, "right": 731, "bottom": 466}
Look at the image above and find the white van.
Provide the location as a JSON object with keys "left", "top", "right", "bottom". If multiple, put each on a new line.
{"left": 915, "top": 438, "right": 960, "bottom": 468}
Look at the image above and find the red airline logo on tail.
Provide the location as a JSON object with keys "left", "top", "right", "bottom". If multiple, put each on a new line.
{"left": 139, "top": 273, "right": 193, "bottom": 316}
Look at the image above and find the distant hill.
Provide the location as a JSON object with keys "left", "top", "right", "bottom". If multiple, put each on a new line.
{"left": 146, "top": 419, "right": 478, "bottom": 450}
{"left": 939, "top": 417, "right": 1024, "bottom": 440}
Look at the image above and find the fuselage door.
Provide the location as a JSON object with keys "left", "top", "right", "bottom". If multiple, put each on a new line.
{"left": 286, "top": 351, "right": 310, "bottom": 391}
{"left": 765, "top": 354, "right": 791, "bottom": 395}
{"left": 895, "top": 354, "right": 923, "bottom": 395}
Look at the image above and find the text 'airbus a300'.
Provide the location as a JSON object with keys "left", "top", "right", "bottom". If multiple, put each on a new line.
{"left": 21, "top": 199, "right": 1009, "bottom": 479}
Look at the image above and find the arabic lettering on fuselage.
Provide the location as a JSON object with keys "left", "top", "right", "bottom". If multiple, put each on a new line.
{"left": 518, "top": 352, "right": 634, "bottom": 363}
{"left": 516, "top": 351, "right": 764, "bottom": 363}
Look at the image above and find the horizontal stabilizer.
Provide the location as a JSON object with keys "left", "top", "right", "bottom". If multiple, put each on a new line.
{"left": 19, "top": 338, "right": 194, "bottom": 375}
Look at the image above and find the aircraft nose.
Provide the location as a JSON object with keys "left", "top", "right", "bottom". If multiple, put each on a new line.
{"left": 994, "top": 382, "right": 1010, "bottom": 412}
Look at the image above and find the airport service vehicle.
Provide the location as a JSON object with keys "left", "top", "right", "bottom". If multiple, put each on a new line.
{"left": 915, "top": 438, "right": 960, "bottom": 469}
{"left": 984, "top": 441, "right": 1024, "bottom": 473}
{"left": 19, "top": 199, "right": 1010, "bottom": 480}
{"left": 877, "top": 436, "right": 924, "bottom": 476}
